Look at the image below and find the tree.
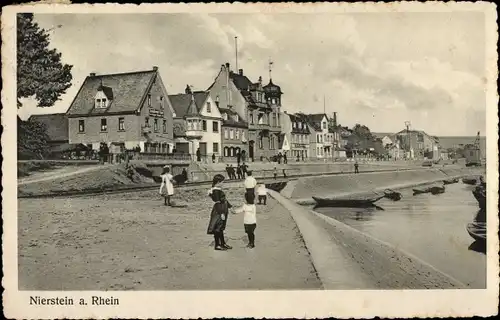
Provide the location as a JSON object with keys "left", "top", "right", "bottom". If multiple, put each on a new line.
{"left": 17, "top": 14, "right": 73, "bottom": 159}
{"left": 17, "top": 13, "right": 73, "bottom": 107}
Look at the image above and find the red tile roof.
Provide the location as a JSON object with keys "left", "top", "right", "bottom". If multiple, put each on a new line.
{"left": 66, "top": 70, "right": 158, "bottom": 116}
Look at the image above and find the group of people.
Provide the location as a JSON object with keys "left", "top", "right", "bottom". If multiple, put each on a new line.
{"left": 271, "top": 152, "right": 288, "bottom": 164}
{"left": 225, "top": 163, "right": 249, "bottom": 180}
{"left": 207, "top": 170, "right": 267, "bottom": 251}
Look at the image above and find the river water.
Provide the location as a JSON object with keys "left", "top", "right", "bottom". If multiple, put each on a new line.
{"left": 313, "top": 182, "right": 487, "bottom": 289}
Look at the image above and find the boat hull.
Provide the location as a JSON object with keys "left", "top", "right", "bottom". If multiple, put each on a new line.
{"left": 467, "top": 222, "right": 486, "bottom": 242}
{"left": 312, "top": 196, "right": 384, "bottom": 208}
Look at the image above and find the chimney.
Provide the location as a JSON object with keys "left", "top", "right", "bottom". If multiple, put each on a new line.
{"left": 238, "top": 69, "right": 243, "bottom": 76}
{"left": 185, "top": 85, "right": 191, "bottom": 94}
{"left": 333, "top": 112, "right": 337, "bottom": 127}
{"left": 221, "top": 64, "right": 225, "bottom": 70}
{"left": 89, "top": 72, "right": 96, "bottom": 77}
{"left": 225, "top": 62, "right": 230, "bottom": 71}
{"left": 152, "top": 66, "right": 158, "bottom": 71}
{"left": 258, "top": 76, "right": 262, "bottom": 84}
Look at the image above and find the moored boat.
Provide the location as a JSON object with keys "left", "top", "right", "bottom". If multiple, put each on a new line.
{"left": 472, "top": 185, "right": 486, "bottom": 211}
{"left": 443, "top": 178, "right": 459, "bottom": 185}
{"left": 430, "top": 185, "right": 445, "bottom": 195}
{"left": 462, "top": 177, "right": 478, "bottom": 185}
{"left": 312, "top": 195, "right": 385, "bottom": 208}
{"left": 467, "top": 222, "right": 486, "bottom": 242}
{"left": 383, "top": 189, "right": 402, "bottom": 201}
{"left": 413, "top": 187, "right": 431, "bottom": 195}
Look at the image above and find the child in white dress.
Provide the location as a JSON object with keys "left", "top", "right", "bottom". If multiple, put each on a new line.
{"left": 159, "top": 166, "right": 175, "bottom": 206}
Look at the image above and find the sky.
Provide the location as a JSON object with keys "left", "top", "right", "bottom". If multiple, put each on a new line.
{"left": 18, "top": 12, "right": 487, "bottom": 136}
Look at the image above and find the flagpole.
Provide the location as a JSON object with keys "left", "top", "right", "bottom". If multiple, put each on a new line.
{"left": 235, "top": 36, "right": 238, "bottom": 71}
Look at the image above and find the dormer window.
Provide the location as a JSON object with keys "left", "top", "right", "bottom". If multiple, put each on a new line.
{"left": 95, "top": 88, "right": 111, "bottom": 109}
{"left": 235, "top": 114, "right": 239, "bottom": 122}
{"left": 222, "top": 113, "right": 228, "bottom": 121}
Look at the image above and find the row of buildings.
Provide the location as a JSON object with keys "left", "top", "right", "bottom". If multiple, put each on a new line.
{"left": 31, "top": 63, "right": 344, "bottom": 162}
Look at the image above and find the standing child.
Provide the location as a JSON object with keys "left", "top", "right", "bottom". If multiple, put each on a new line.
{"left": 257, "top": 183, "right": 267, "bottom": 205}
{"left": 234, "top": 192, "right": 257, "bottom": 248}
{"left": 159, "top": 166, "right": 175, "bottom": 206}
{"left": 207, "top": 174, "right": 233, "bottom": 251}
{"left": 273, "top": 166, "right": 278, "bottom": 180}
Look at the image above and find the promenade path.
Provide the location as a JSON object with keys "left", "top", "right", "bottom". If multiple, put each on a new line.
{"left": 18, "top": 185, "right": 321, "bottom": 290}
{"left": 18, "top": 165, "right": 109, "bottom": 186}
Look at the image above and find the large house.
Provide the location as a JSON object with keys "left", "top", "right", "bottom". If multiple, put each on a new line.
{"left": 169, "top": 86, "right": 222, "bottom": 160}
{"left": 66, "top": 67, "right": 175, "bottom": 153}
{"left": 208, "top": 63, "right": 282, "bottom": 161}
{"left": 303, "top": 113, "right": 333, "bottom": 159}
{"left": 394, "top": 129, "right": 440, "bottom": 159}
{"left": 281, "top": 112, "right": 311, "bottom": 160}
{"left": 219, "top": 106, "right": 249, "bottom": 160}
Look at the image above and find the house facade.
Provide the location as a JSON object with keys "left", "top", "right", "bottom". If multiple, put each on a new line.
{"left": 208, "top": 63, "right": 282, "bottom": 161}
{"left": 169, "top": 86, "right": 222, "bottom": 160}
{"left": 67, "top": 67, "right": 175, "bottom": 153}
{"left": 219, "top": 106, "right": 249, "bottom": 160}
{"left": 303, "top": 113, "right": 332, "bottom": 159}
{"left": 395, "top": 129, "right": 440, "bottom": 160}
{"left": 281, "top": 112, "right": 311, "bottom": 160}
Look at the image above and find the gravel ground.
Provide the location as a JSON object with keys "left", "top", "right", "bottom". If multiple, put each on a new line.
{"left": 18, "top": 185, "right": 321, "bottom": 290}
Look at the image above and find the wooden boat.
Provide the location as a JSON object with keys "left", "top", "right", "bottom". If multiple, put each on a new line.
{"left": 443, "top": 178, "right": 459, "bottom": 185}
{"left": 430, "top": 185, "right": 445, "bottom": 195}
{"left": 462, "top": 177, "right": 478, "bottom": 185}
{"left": 413, "top": 187, "right": 431, "bottom": 195}
{"left": 265, "top": 182, "right": 287, "bottom": 192}
{"left": 383, "top": 189, "right": 402, "bottom": 201}
{"left": 467, "top": 222, "right": 486, "bottom": 242}
{"left": 472, "top": 186, "right": 486, "bottom": 211}
{"left": 312, "top": 195, "right": 385, "bottom": 208}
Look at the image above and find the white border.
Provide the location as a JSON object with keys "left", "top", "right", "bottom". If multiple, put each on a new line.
{"left": 2, "top": 2, "right": 499, "bottom": 318}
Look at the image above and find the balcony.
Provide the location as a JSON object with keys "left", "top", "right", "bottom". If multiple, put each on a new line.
{"left": 248, "top": 122, "right": 270, "bottom": 131}
{"left": 185, "top": 129, "right": 203, "bottom": 138}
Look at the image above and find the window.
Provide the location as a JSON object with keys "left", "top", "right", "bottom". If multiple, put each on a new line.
{"left": 163, "top": 120, "right": 167, "bottom": 133}
{"left": 317, "top": 135, "right": 320, "bottom": 143}
{"left": 187, "top": 120, "right": 193, "bottom": 130}
{"left": 145, "top": 117, "right": 150, "bottom": 127}
{"left": 154, "top": 119, "right": 158, "bottom": 132}
{"left": 213, "top": 142, "right": 219, "bottom": 153}
{"left": 206, "top": 102, "right": 211, "bottom": 113}
{"left": 212, "top": 121, "right": 219, "bottom": 133}
{"left": 236, "top": 130, "right": 240, "bottom": 140}
{"left": 272, "top": 113, "right": 277, "bottom": 127}
{"left": 222, "top": 113, "right": 228, "bottom": 120}
{"left": 249, "top": 112, "right": 254, "bottom": 124}
{"left": 235, "top": 114, "right": 239, "bottom": 122}
{"left": 272, "top": 98, "right": 276, "bottom": 105}
{"left": 259, "top": 136, "right": 263, "bottom": 149}
{"left": 148, "top": 94, "right": 151, "bottom": 107}
{"left": 230, "top": 129, "right": 234, "bottom": 139}
{"left": 202, "top": 120, "right": 207, "bottom": 131}
{"left": 322, "top": 122, "right": 327, "bottom": 129}
{"left": 100, "top": 118, "right": 107, "bottom": 131}
{"left": 160, "top": 96, "right": 164, "bottom": 108}
{"left": 96, "top": 99, "right": 101, "bottom": 108}
{"left": 78, "top": 120, "right": 85, "bottom": 133}
{"left": 118, "top": 117, "right": 125, "bottom": 131}
{"left": 241, "top": 131, "right": 246, "bottom": 141}
{"left": 224, "top": 128, "right": 229, "bottom": 139}
{"left": 270, "top": 136, "right": 275, "bottom": 149}
{"left": 101, "top": 98, "right": 107, "bottom": 108}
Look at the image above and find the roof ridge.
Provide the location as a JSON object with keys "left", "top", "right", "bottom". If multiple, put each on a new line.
{"left": 91, "top": 69, "right": 156, "bottom": 78}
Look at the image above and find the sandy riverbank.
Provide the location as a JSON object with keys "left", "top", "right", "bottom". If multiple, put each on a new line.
{"left": 18, "top": 185, "right": 321, "bottom": 290}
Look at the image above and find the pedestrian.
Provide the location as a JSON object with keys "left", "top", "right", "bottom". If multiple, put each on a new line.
{"left": 354, "top": 160, "right": 359, "bottom": 174}
{"left": 159, "top": 166, "right": 175, "bottom": 206}
{"left": 212, "top": 153, "right": 216, "bottom": 163}
{"left": 234, "top": 192, "right": 257, "bottom": 248}
{"left": 284, "top": 152, "right": 288, "bottom": 164}
{"left": 229, "top": 164, "right": 236, "bottom": 180}
{"left": 241, "top": 163, "right": 248, "bottom": 178}
{"left": 244, "top": 170, "right": 257, "bottom": 203}
{"left": 237, "top": 151, "right": 241, "bottom": 166}
{"left": 225, "top": 164, "right": 231, "bottom": 179}
{"left": 196, "top": 148, "right": 201, "bottom": 162}
{"left": 236, "top": 165, "right": 242, "bottom": 179}
{"left": 182, "top": 168, "right": 188, "bottom": 182}
{"left": 273, "top": 166, "right": 278, "bottom": 180}
{"left": 277, "top": 152, "right": 282, "bottom": 164}
{"left": 257, "top": 183, "right": 267, "bottom": 205}
{"left": 207, "top": 174, "right": 233, "bottom": 251}
{"left": 283, "top": 168, "right": 287, "bottom": 178}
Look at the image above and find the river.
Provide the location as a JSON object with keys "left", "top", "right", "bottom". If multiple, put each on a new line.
{"left": 313, "top": 182, "right": 487, "bottom": 289}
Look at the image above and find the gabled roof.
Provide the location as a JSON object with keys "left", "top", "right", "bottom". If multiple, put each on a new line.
{"left": 297, "top": 113, "right": 327, "bottom": 131}
{"left": 28, "top": 113, "right": 68, "bottom": 142}
{"left": 229, "top": 72, "right": 253, "bottom": 91}
{"left": 219, "top": 107, "right": 248, "bottom": 129}
{"left": 168, "top": 91, "right": 209, "bottom": 118}
{"left": 67, "top": 69, "right": 161, "bottom": 116}
{"left": 288, "top": 113, "right": 311, "bottom": 134}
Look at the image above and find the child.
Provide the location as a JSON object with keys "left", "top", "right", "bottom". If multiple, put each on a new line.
{"left": 273, "top": 166, "right": 278, "bottom": 180}
{"left": 235, "top": 192, "right": 257, "bottom": 248}
{"left": 257, "top": 183, "right": 267, "bottom": 205}
{"left": 207, "top": 174, "right": 233, "bottom": 251}
{"left": 159, "top": 166, "right": 175, "bottom": 206}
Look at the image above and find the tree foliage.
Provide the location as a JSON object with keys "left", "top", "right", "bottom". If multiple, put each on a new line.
{"left": 17, "top": 116, "right": 50, "bottom": 159}
{"left": 17, "top": 13, "right": 73, "bottom": 107}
